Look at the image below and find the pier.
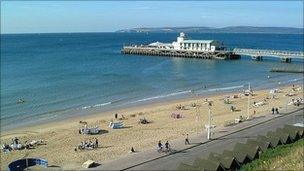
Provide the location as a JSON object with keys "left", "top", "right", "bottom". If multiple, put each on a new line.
{"left": 122, "top": 32, "right": 304, "bottom": 62}
{"left": 233, "top": 48, "right": 304, "bottom": 62}
{"left": 122, "top": 46, "right": 240, "bottom": 60}
{"left": 122, "top": 32, "right": 240, "bottom": 60}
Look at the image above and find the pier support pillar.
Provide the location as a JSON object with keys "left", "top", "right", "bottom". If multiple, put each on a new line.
{"left": 252, "top": 55, "right": 263, "bottom": 61}
{"left": 281, "top": 57, "right": 292, "bottom": 63}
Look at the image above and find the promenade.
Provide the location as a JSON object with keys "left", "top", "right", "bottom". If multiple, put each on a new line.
{"left": 98, "top": 108, "right": 303, "bottom": 170}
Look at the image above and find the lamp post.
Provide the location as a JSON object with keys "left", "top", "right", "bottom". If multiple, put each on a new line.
{"left": 207, "top": 101, "right": 212, "bottom": 140}
{"left": 285, "top": 90, "right": 289, "bottom": 114}
{"left": 247, "top": 82, "right": 251, "bottom": 119}
{"left": 191, "top": 89, "right": 200, "bottom": 133}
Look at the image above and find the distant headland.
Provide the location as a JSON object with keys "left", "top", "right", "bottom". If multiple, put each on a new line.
{"left": 116, "top": 26, "right": 303, "bottom": 34}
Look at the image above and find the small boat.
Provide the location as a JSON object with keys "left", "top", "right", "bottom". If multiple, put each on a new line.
{"left": 17, "top": 99, "right": 25, "bottom": 104}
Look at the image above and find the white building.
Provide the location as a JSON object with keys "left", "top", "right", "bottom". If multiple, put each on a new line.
{"left": 172, "top": 32, "right": 224, "bottom": 52}
{"left": 148, "top": 41, "right": 173, "bottom": 49}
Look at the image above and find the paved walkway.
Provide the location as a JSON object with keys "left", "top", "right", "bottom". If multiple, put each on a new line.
{"left": 96, "top": 108, "right": 303, "bottom": 170}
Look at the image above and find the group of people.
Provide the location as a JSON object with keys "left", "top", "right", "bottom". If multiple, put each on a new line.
{"left": 138, "top": 118, "right": 149, "bottom": 124}
{"left": 130, "top": 134, "right": 190, "bottom": 155}
{"left": 290, "top": 98, "right": 304, "bottom": 106}
{"left": 176, "top": 104, "right": 186, "bottom": 110}
{"left": 230, "top": 105, "right": 236, "bottom": 112}
{"left": 156, "top": 134, "right": 191, "bottom": 153}
{"left": 0, "top": 137, "right": 21, "bottom": 152}
{"left": 291, "top": 84, "right": 301, "bottom": 92}
{"left": 271, "top": 107, "right": 279, "bottom": 114}
{"left": 157, "top": 140, "right": 171, "bottom": 153}
{"left": 76, "top": 138, "right": 99, "bottom": 151}
{"left": 1, "top": 137, "right": 46, "bottom": 153}
{"left": 78, "top": 125, "right": 101, "bottom": 135}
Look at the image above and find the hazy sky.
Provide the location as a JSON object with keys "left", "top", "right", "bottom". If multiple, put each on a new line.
{"left": 1, "top": 1, "right": 303, "bottom": 34}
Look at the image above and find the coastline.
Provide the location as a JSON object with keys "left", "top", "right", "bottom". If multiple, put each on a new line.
{"left": 2, "top": 77, "right": 303, "bottom": 132}
{"left": 1, "top": 89, "right": 226, "bottom": 136}
{"left": 1, "top": 83, "right": 303, "bottom": 170}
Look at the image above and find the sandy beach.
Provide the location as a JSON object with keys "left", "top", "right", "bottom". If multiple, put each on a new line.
{"left": 1, "top": 84, "right": 303, "bottom": 170}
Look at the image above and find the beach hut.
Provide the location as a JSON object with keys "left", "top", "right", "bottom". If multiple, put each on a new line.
{"left": 207, "top": 152, "right": 241, "bottom": 170}
{"left": 256, "top": 135, "right": 283, "bottom": 147}
{"left": 232, "top": 142, "right": 261, "bottom": 159}
{"left": 192, "top": 158, "right": 225, "bottom": 171}
{"left": 222, "top": 150, "right": 253, "bottom": 165}
{"left": 266, "top": 131, "right": 293, "bottom": 144}
{"left": 284, "top": 125, "right": 304, "bottom": 138}
{"left": 246, "top": 139, "right": 273, "bottom": 152}
{"left": 275, "top": 128, "right": 300, "bottom": 142}
{"left": 177, "top": 163, "right": 201, "bottom": 171}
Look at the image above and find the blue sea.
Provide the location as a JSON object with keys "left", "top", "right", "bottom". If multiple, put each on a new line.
{"left": 1, "top": 33, "right": 303, "bottom": 130}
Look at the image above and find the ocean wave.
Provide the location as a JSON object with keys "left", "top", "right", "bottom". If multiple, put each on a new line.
{"left": 204, "top": 85, "right": 245, "bottom": 92}
{"left": 281, "top": 77, "right": 303, "bottom": 84}
{"left": 81, "top": 101, "right": 112, "bottom": 110}
{"left": 126, "top": 90, "right": 192, "bottom": 104}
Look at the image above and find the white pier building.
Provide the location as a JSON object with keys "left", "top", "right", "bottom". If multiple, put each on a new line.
{"left": 122, "top": 32, "right": 240, "bottom": 60}
{"left": 172, "top": 32, "right": 224, "bottom": 52}
{"left": 147, "top": 32, "right": 225, "bottom": 52}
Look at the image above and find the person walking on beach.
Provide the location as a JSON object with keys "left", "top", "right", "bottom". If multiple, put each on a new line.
{"left": 157, "top": 140, "right": 163, "bottom": 153}
{"left": 165, "top": 141, "right": 171, "bottom": 152}
{"left": 271, "top": 107, "right": 275, "bottom": 114}
{"left": 185, "top": 134, "right": 190, "bottom": 145}
{"left": 114, "top": 113, "right": 118, "bottom": 119}
{"left": 95, "top": 138, "right": 98, "bottom": 148}
{"left": 130, "top": 147, "right": 135, "bottom": 153}
{"left": 275, "top": 108, "right": 279, "bottom": 114}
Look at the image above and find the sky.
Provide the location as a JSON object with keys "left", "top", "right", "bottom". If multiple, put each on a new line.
{"left": 1, "top": 1, "right": 303, "bottom": 34}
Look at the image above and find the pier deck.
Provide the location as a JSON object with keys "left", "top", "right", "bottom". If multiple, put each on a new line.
{"left": 122, "top": 46, "right": 240, "bottom": 60}
{"left": 233, "top": 48, "right": 304, "bottom": 59}
{"left": 122, "top": 46, "right": 304, "bottom": 62}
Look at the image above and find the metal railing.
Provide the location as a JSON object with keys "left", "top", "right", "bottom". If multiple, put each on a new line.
{"left": 233, "top": 48, "right": 304, "bottom": 58}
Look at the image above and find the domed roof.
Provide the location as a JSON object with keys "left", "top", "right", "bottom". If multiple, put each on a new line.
{"left": 179, "top": 32, "right": 186, "bottom": 37}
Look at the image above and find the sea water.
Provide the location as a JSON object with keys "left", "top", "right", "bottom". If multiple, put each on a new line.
{"left": 1, "top": 33, "right": 303, "bottom": 130}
